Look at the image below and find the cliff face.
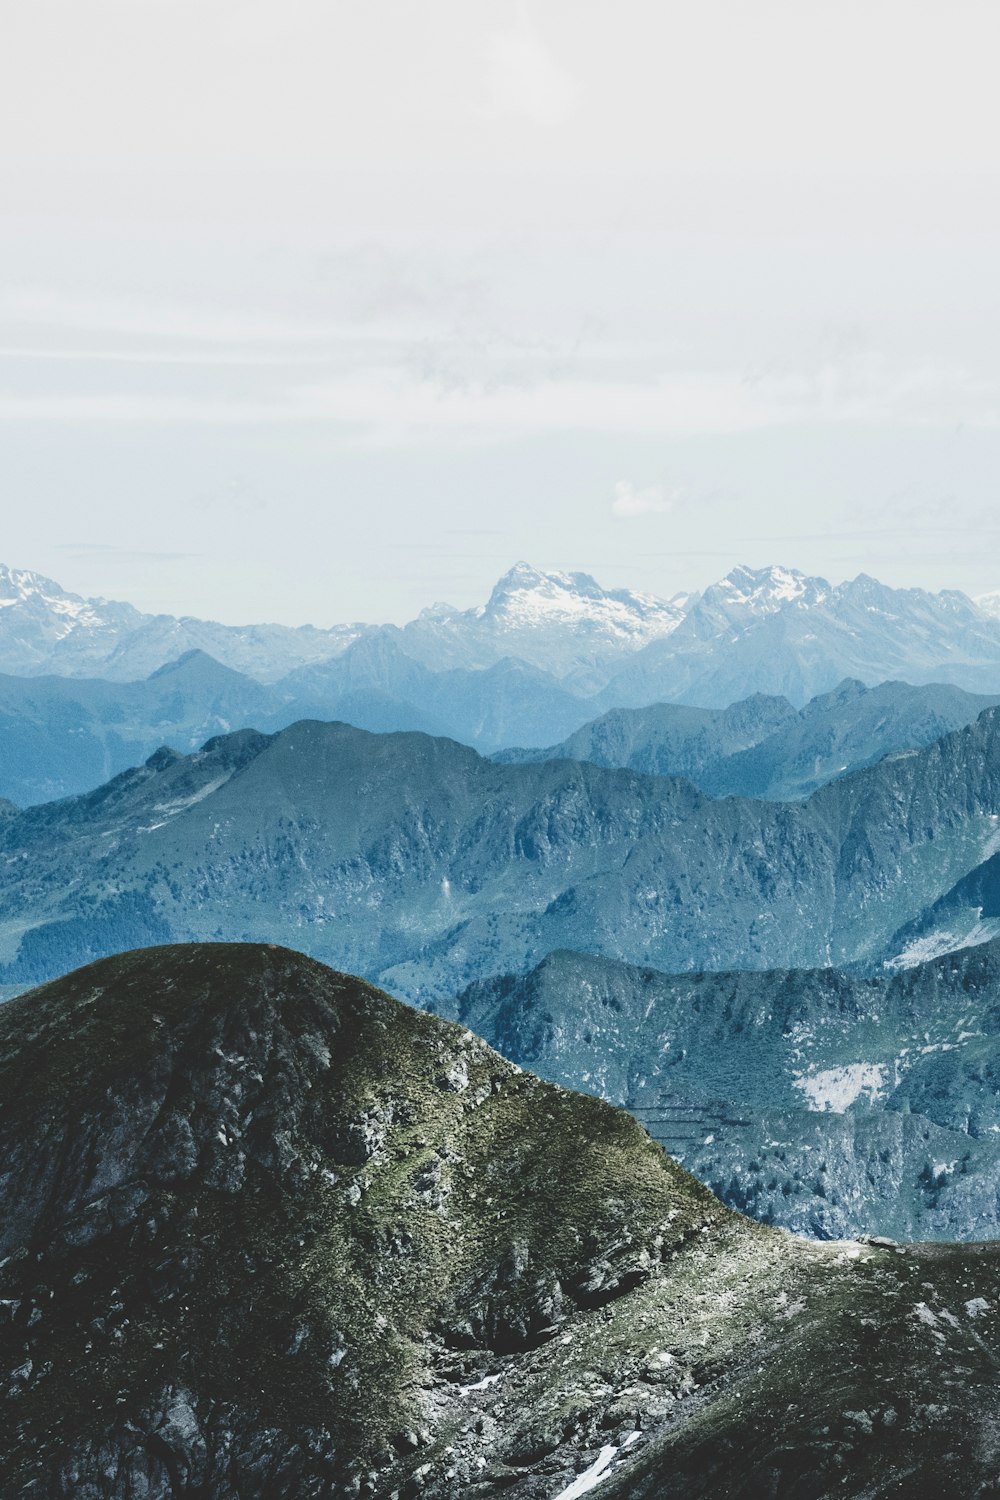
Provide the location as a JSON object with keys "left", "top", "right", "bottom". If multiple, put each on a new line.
{"left": 4, "top": 944, "right": 1000, "bottom": 1499}
{"left": 5, "top": 707, "right": 1000, "bottom": 999}
{"left": 451, "top": 942, "right": 1000, "bottom": 1241}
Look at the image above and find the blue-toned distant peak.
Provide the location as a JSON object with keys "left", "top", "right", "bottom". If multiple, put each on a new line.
{"left": 479, "top": 560, "right": 687, "bottom": 635}
{"left": 0, "top": 562, "right": 140, "bottom": 632}
{"left": 5, "top": 554, "right": 1000, "bottom": 706}
{"left": 704, "top": 563, "right": 831, "bottom": 614}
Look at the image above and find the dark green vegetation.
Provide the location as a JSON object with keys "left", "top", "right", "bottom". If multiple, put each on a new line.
{"left": 4, "top": 708, "right": 1000, "bottom": 996}
{"left": 4, "top": 943, "right": 1000, "bottom": 1499}
{"left": 499, "top": 678, "right": 1000, "bottom": 802}
{"left": 447, "top": 941, "right": 1000, "bottom": 1242}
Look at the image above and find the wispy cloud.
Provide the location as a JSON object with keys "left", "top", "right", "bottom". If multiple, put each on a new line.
{"left": 611, "top": 480, "right": 675, "bottom": 519}
{"left": 54, "top": 544, "right": 198, "bottom": 562}
{"left": 2, "top": 355, "right": 999, "bottom": 446}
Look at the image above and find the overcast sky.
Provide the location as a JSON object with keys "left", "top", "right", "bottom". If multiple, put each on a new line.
{"left": 3, "top": 0, "right": 1000, "bottom": 624}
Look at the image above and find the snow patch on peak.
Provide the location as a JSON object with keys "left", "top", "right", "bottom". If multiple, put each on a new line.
{"left": 713, "top": 564, "right": 828, "bottom": 611}
{"left": 0, "top": 564, "right": 112, "bottom": 635}
{"left": 480, "top": 563, "right": 685, "bottom": 643}
{"left": 976, "top": 591, "right": 1000, "bottom": 621}
{"left": 793, "top": 1063, "right": 888, "bottom": 1113}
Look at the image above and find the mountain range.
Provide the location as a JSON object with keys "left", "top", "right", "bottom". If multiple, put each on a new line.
{"left": 5, "top": 638, "right": 998, "bottom": 808}
{"left": 446, "top": 939, "right": 1000, "bottom": 1242}
{"left": 4, "top": 708, "right": 1000, "bottom": 998}
{"left": 8, "top": 559, "right": 1000, "bottom": 712}
{"left": 497, "top": 676, "right": 1000, "bottom": 800}
{"left": 4, "top": 942, "right": 1000, "bottom": 1499}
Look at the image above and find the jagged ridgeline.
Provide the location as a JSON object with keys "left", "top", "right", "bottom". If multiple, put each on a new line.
{"left": 447, "top": 940, "right": 1000, "bottom": 1243}
{"left": 3, "top": 942, "right": 1000, "bottom": 1499}
{"left": 5, "top": 706, "right": 1000, "bottom": 995}
{"left": 495, "top": 677, "right": 1000, "bottom": 802}
{"left": 7, "top": 558, "right": 1000, "bottom": 805}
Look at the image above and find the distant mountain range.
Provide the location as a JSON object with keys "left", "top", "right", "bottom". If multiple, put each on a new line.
{"left": 6, "top": 637, "right": 997, "bottom": 808}
{"left": 8, "top": 555, "right": 1000, "bottom": 803}
{"left": 0, "top": 564, "right": 364, "bottom": 681}
{"left": 496, "top": 677, "right": 1000, "bottom": 800}
{"left": 446, "top": 940, "right": 1000, "bottom": 1243}
{"left": 4, "top": 709, "right": 1000, "bottom": 995}
{"left": 8, "top": 558, "right": 1000, "bottom": 710}
{"left": 0, "top": 559, "right": 684, "bottom": 688}
{"left": 0, "top": 651, "right": 284, "bottom": 805}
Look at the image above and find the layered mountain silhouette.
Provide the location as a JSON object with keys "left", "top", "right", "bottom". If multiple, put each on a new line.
{"left": 447, "top": 939, "right": 1000, "bottom": 1242}
{"left": 8, "top": 651, "right": 999, "bottom": 808}
{"left": 3, "top": 710, "right": 1000, "bottom": 995}
{"left": 0, "top": 652, "right": 286, "bottom": 805}
{"left": 8, "top": 559, "right": 1000, "bottom": 708}
{"left": 4, "top": 943, "right": 1000, "bottom": 1498}
{"left": 497, "top": 677, "right": 1000, "bottom": 800}
{"left": 0, "top": 564, "right": 365, "bottom": 681}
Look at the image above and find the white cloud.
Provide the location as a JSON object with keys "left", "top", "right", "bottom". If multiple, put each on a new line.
{"left": 483, "top": 12, "right": 578, "bottom": 126}
{"left": 611, "top": 480, "right": 674, "bottom": 519}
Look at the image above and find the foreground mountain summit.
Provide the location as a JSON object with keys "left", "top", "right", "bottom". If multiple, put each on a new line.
{"left": 4, "top": 945, "right": 1000, "bottom": 1498}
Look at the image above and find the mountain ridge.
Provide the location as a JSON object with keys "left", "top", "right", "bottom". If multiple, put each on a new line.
{"left": 445, "top": 938, "right": 1000, "bottom": 1242}
{"left": 496, "top": 677, "right": 1000, "bottom": 800}
{"left": 7, "top": 559, "right": 1000, "bottom": 710}
{"left": 5, "top": 941, "right": 1000, "bottom": 1498}
{"left": 5, "top": 707, "right": 1000, "bottom": 994}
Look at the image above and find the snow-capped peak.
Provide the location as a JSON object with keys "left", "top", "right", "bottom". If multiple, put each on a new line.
{"left": 0, "top": 563, "right": 109, "bottom": 630}
{"left": 481, "top": 562, "right": 686, "bottom": 641}
{"left": 710, "top": 563, "right": 829, "bottom": 612}
{"left": 976, "top": 591, "right": 1000, "bottom": 622}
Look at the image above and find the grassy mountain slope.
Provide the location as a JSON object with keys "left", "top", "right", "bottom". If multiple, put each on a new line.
{"left": 449, "top": 940, "right": 1000, "bottom": 1241}
{"left": 3, "top": 943, "right": 1000, "bottom": 1498}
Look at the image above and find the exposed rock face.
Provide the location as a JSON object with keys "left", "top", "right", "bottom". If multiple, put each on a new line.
{"left": 5, "top": 706, "right": 1000, "bottom": 997}
{"left": 497, "top": 678, "right": 1000, "bottom": 802}
{"left": 449, "top": 942, "right": 1000, "bottom": 1242}
{"left": 4, "top": 943, "right": 1000, "bottom": 1498}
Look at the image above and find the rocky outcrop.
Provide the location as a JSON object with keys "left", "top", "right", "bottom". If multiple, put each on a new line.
{"left": 4, "top": 944, "right": 1000, "bottom": 1497}
{"left": 449, "top": 940, "right": 1000, "bottom": 1242}
{"left": 5, "top": 705, "right": 1000, "bottom": 996}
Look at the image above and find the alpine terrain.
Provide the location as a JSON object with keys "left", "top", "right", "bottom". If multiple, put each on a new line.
{"left": 4, "top": 943, "right": 1000, "bottom": 1498}
{"left": 497, "top": 678, "right": 1000, "bottom": 801}
{"left": 7, "top": 559, "right": 1000, "bottom": 711}
{"left": 447, "top": 939, "right": 1000, "bottom": 1242}
{"left": 4, "top": 709, "right": 1000, "bottom": 996}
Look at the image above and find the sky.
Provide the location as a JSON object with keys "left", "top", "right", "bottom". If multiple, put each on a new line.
{"left": 3, "top": 0, "right": 1000, "bottom": 626}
